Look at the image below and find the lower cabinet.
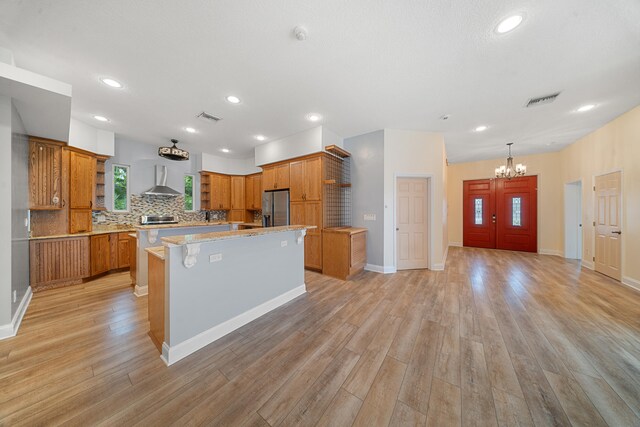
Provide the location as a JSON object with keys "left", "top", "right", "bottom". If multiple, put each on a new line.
{"left": 129, "top": 234, "right": 137, "bottom": 285}
{"left": 148, "top": 253, "right": 165, "bottom": 352}
{"left": 90, "top": 234, "right": 111, "bottom": 276}
{"left": 228, "top": 209, "right": 245, "bottom": 222}
{"left": 322, "top": 228, "right": 367, "bottom": 280}
{"left": 30, "top": 236, "right": 90, "bottom": 289}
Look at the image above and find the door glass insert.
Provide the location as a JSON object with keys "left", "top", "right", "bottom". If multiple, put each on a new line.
{"left": 512, "top": 197, "right": 522, "bottom": 226}
{"left": 474, "top": 198, "right": 483, "bottom": 225}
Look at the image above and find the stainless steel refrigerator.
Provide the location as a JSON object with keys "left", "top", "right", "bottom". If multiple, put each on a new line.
{"left": 262, "top": 189, "right": 290, "bottom": 227}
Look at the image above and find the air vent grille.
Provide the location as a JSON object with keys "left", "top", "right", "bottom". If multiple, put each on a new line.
{"left": 197, "top": 111, "right": 222, "bottom": 122}
{"left": 526, "top": 92, "right": 561, "bottom": 108}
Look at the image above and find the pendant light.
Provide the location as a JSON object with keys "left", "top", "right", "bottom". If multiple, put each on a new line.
{"left": 495, "top": 143, "right": 526, "bottom": 179}
{"left": 158, "top": 139, "right": 189, "bottom": 161}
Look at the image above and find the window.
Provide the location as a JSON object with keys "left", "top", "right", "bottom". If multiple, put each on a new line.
{"left": 113, "top": 165, "right": 129, "bottom": 212}
{"left": 184, "top": 174, "right": 194, "bottom": 211}
{"left": 474, "top": 198, "right": 483, "bottom": 225}
{"left": 512, "top": 197, "right": 522, "bottom": 226}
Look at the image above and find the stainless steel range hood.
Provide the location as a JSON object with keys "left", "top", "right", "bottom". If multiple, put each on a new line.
{"left": 143, "top": 165, "right": 181, "bottom": 196}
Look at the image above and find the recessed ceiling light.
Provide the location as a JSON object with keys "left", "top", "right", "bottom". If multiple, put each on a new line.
{"left": 220, "top": 148, "right": 230, "bottom": 153}
{"left": 475, "top": 125, "right": 488, "bottom": 132}
{"left": 226, "top": 95, "right": 241, "bottom": 104}
{"left": 255, "top": 135, "right": 266, "bottom": 141}
{"left": 100, "top": 78, "right": 123, "bottom": 88}
{"left": 185, "top": 127, "right": 196, "bottom": 133}
{"left": 577, "top": 104, "right": 595, "bottom": 112}
{"left": 93, "top": 115, "right": 109, "bottom": 122}
{"left": 307, "top": 113, "right": 322, "bottom": 122}
{"left": 496, "top": 14, "right": 524, "bottom": 34}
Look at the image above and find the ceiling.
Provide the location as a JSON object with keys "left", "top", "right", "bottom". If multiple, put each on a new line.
{"left": 0, "top": 0, "right": 639, "bottom": 163}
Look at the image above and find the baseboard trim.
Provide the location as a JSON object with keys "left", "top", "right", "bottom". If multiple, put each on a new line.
{"left": 538, "top": 249, "right": 563, "bottom": 257}
{"left": 0, "top": 287, "right": 33, "bottom": 340}
{"left": 365, "top": 264, "right": 397, "bottom": 274}
{"left": 162, "top": 284, "right": 307, "bottom": 366}
{"left": 622, "top": 276, "right": 640, "bottom": 292}
{"left": 134, "top": 284, "right": 148, "bottom": 297}
{"left": 449, "top": 242, "right": 462, "bottom": 247}
{"left": 582, "top": 260, "right": 595, "bottom": 270}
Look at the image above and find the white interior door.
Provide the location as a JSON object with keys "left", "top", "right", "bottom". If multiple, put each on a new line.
{"left": 396, "top": 177, "right": 428, "bottom": 270}
{"left": 595, "top": 171, "right": 622, "bottom": 281}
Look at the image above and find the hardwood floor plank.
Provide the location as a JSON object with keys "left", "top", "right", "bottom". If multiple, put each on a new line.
{"left": 544, "top": 369, "right": 608, "bottom": 427}
{"left": 491, "top": 388, "right": 535, "bottom": 427}
{"left": 316, "top": 388, "right": 363, "bottom": 427}
{"left": 425, "top": 377, "right": 461, "bottom": 427}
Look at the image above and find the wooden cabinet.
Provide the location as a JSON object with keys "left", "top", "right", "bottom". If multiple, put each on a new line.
{"left": 291, "top": 200, "right": 323, "bottom": 270}
{"left": 200, "top": 172, "right": 211, "bottom": 210}
{"left": 129, "top": 234, "right": 137, "bottom": 285}
{"left": 207, "top": 173, "right": 231, "bottom": 210}
{"left": 69, "top": 151, "right": 96, "bottom": 210}
{"left": 290, "top": 157, "right": 322, "bottom": 202}
{"left": 220, "top": 175, "right": 231, "bottom": 210}
{"left": 228, "top": 209, "right": 245, "bottom": 222}
{"left": 94, "top": 156, "right": 108, "bottom": 210}
{"left": 118, "top": 234, "right": 130, "bottom": 268}
{"left": 69, "top": 209, "right": 92, "bottom": 234}
{"left": 29, "top": 138, "right": 64, "bottom": 210}
{"left": 231, "top": 176, "right": 245, "bottom": 210}
{"left": 148, "top": 252, "right": 165, "bottom": 352}
{"left": 245, "top": 173, "right": 263, "bottom": 210}
{"left": 322, "top": 228, "right": 367, "bottom": 280}
{"left": 263, "top": 164, "right": 290, "bottom": 190}
{"left": 29, "top": 236, "right": 90, "bottom": 289}
{"left": 90, "top": 234, "right": 110, "bottom": 276}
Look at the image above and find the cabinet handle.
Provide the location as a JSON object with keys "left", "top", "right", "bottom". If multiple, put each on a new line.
{"left": 90, "top": 200, "right": 93, "bottom": 208}
{"left": 62, "top": 199, "right": 66, "bottom": 207}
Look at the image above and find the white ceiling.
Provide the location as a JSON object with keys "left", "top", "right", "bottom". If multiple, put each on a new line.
{"left": 0, "top": 0, "right": 639, "bottom": 163}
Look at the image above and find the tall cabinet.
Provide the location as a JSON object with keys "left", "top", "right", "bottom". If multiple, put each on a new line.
{"left": 69, "top": 150, "right": 96, "bottom": 233}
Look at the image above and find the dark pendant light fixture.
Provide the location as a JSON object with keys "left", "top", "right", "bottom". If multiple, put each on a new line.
{"left": 159, "top": 139, "right": 189, "bottom": 161}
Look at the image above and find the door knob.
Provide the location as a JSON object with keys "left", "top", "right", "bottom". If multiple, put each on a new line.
{"left": 612, "top": 230, "right": 622, "bottom": 235}
{"left": 396, "top": 228, "right": 399, "bottom": 231}
{"left": 492, "top": 214, "right": 496, "bottom": 223}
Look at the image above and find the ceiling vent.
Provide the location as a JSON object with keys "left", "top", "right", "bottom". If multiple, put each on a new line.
{"left": 197, "top": 111, "right": 222, "bottom": 122}
{"left": 525, "top": 92, "right": 561, "bottom": 108}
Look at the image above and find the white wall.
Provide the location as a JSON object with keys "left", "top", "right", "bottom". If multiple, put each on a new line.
{"left": 68, "top": 118, "right": 115, "bottom": 156}
{"left": 384, "top": 129, "right": 447, "bottom": 270}
{"left": 254, "top": 126, "right": 343, "bottom": 166}
{"left": 0, "top": 96, "right": 12, "bottom": 328}
{"left": 201, "top": 152, "right": 260, "bottom": 175}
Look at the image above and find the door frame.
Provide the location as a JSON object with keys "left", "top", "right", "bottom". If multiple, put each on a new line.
{"left": 393, "top": 174, "right": 433, "bottom": 270}
{"left": 564, "top": 180, "right": 582, "bottom": 260}
{"left": 592, "top": 168, "right": 624, "bottom": 281}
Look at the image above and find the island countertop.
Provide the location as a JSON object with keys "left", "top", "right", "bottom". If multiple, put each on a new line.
{"left": 161, "top": 225, "right": 315, "bottom": 245}
{"left": 135, "top": 221, "right": 245, "bottom": 230}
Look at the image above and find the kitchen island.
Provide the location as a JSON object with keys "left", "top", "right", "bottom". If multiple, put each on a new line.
{"left": 150, "top": 225, "right": 311, "bottom": 365}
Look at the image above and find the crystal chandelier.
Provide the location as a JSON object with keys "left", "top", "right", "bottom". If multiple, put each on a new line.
{"left": 495, "top": 143, "right": 526, "bottom": 179}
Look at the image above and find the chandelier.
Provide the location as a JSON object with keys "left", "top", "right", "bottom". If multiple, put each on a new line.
{"left": 495, "top": 143, "right": 526, "bottom": 179}
{"left": 158, "top": 139, "right": 189, "bottom": 161}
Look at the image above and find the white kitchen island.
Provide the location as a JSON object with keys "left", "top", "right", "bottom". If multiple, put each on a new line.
{"left": 151, "top": 225, "right": 311, "bottom": 365}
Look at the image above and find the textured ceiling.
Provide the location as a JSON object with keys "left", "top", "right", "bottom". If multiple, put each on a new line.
{"left": 1, "top": 0, "right": 639, "bottom": 162}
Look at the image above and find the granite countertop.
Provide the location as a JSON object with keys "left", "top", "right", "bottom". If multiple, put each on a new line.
{"left": 161, "top": 225, "right": 315, "bottom": 246}
{"left": 135, "top": 221, "right": 244, "bottom": 230}
{"left": 29, "top": 227, "right": 137, "bottom": 240}
{"left": 323, "top": 227, "right": 368, "bottom": 235}
{"left": 145, "top": 246, "right": 166, "bottom": 260}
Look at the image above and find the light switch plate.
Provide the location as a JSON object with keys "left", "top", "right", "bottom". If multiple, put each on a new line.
{"left": 364, "top": 214, "right": 376, "bottom": 221}
{"left": 281, "top": 240, "right": 288, "bottom": 247}
{"left": 209, "top": 253, "right": 222, "bottom": 262}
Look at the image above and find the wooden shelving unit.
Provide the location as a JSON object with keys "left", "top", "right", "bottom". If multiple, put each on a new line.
{"left": 94, "top": 156, "right": 108, "bottom": 211}
{"left": 200, "top": 172, "right": 211, "bottom": 210}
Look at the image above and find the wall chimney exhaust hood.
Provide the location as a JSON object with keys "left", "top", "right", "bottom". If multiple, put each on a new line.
{"left": 143, "top": 165, "right": 181, "bottom": 196}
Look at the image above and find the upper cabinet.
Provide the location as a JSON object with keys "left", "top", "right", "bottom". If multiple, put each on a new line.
{"left": 69, "top": 150, "right": 96, "bottom": 210}
{"left": 204, "top": 173, "right": 231, "bottom": 210}
{"left": 263, "top": 164, "right": 290, "bottom": 190}
{"left": 230, "top": 176, "right": 245, "bottom": 210}
{"left": 29, "top": 137, "right": 64, "bottom": 210}
{"left": 290, "top": 157, "right": 322, "bottom": 202}
{"left": 245, "top": 173, "right": 262, "bottom": 210}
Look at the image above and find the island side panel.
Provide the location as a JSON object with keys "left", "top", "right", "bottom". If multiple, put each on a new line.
{"left": 135, "top": 224, "right": 232, "bottom": 296}
{"left": 164, "top": 229, "right": 305, "bottom": 361}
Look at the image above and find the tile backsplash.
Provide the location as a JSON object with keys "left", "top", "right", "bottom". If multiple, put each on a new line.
{"left": 92, "top": 194, "right": 262, "bottom": 225}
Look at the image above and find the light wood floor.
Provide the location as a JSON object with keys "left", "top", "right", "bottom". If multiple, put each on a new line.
{"left": 2, "top": 247, "right": 640, "bottom": 426}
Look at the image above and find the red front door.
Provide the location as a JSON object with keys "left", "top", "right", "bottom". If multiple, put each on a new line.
{"left": 463, "top": 176, "right": 537, "bottom": 253}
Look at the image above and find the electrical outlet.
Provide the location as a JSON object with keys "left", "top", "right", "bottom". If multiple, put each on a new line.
{"left": 281, "top": 240, "right": 288, "bottom": 247}
{"left": 13, "top": 290, "right": 16, "bottom": 303}
{"left": 209, "top": 253, "right": 222, "bottom": 262}
{"left": 363, "top": 214, "right": 376, "bottom": 221}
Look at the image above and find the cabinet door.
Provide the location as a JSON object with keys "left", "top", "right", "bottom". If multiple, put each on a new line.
{"left": 262, "top": 167, "right": 275, "bottom": 190}
{"left": 231, "top": 176, "right": 245, "bottom": 210}
{"left": 69, "top": 151, "right": 96, "bottom": 210}
{"left": 118, "top": 238, "right": 130, "bottom": 268}
{"left": 228, "top": 209, "right": 245, "bottom": 222}
{"left": 304, "top": 201, "right": 323, "bottom": 234}
{"left": 29, "top": 140, "right": 63, "bottom": 210}
{"left": 109, "top": 233, "right": 119, "bottom": 270}
{"left": 90, "top": 234, "right": 110, "bottom": 276}
{"left": 289, "top": 161, "right": 305, "bottom": 201}
{"left": 275, "top": 164, "right": 290, "bottom": 189}
{"left": 220, "top": 175, "right": 231, "bottom": 210}
{"left": 304, "top": 157, "right": 322, "bottom": 201}
{"left": 290, "top": 202, "right": 305, "bottom": 226}
{"left": 253, "top": 174, "right": 262, "bottom": 209}
{"left": 245, "top": 176, "right": 254, "bottom": 209}
{"left": 29, "top": 237, "right": 90, "bottom": 287}
{"left": 69, "top": 209, "right": 92, "bottom": 234}
{"left": 210, "top": 174, "right": 222, "bottom": 209}
{"left": 304, "top": 234, "right": 323, "bottom": 270}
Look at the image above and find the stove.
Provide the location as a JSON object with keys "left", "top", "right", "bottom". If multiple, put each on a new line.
{"left": 140, "top": 215, "right": 178, "bottom": 225}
